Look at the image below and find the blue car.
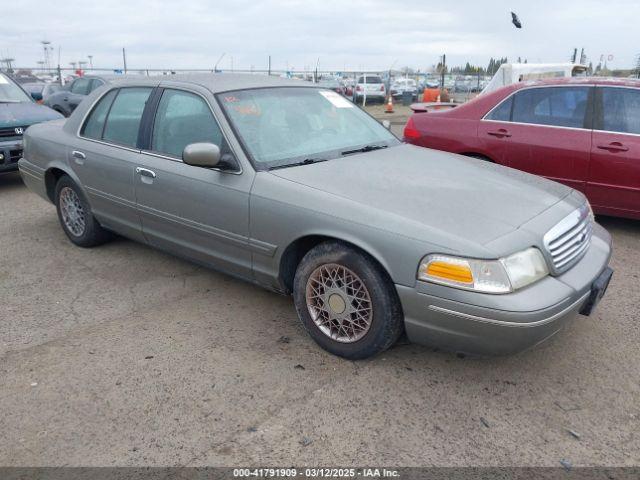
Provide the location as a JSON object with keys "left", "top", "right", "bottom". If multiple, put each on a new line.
{"left": 0, "top": 72, "right": 62, "bottom": 173}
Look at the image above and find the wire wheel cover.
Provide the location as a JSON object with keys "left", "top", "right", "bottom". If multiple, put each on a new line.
{"left": 305, "top": 263, "right": 373, "bottom": 343}
{"left": 59, "top": 187, "right": 86, "bottom": 237}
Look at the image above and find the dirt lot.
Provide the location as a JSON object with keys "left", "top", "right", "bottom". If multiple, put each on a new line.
{"left": 1, "top": 149, "right": 639, "bottom": 466}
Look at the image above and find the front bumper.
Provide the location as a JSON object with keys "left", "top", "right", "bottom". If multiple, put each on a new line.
{"left": 397, "top": 223, "right": 613, "bottom": 356}
{"left": 355, "top": 92, "right": 386, "bottom": 99}
{"left": 0, "top": 140, "right": 23, "bottom": 172}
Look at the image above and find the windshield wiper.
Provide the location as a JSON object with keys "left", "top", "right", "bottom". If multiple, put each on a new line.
{"left": 269, "top": 158, "right": 328, "bottom": 170}
{"left": 341, "top": 144, "right": 388, "bottom": 156}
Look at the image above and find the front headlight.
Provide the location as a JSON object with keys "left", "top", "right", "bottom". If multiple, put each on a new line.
{"left": 418, "top": 247, "right": 549, "bottom": 294}
{"left": 586, "top": 200, "right": 595, "bottom": 221}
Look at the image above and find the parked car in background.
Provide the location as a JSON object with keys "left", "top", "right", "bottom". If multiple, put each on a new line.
{"left": 0, "top": 72, "right": 63, "bottom": 173}
{"left": 404, "top": 77, "right": 640, "bottom": 220}
{"left": 19, "top": 74, "right": 612, "bottom": 359}
{"left": 342, "top": 78, "right": 355, "bottom": 97}
{"left": 44, "top": 75, "right": 110, "bottom": 116}
{"left": 354, "top": 74, "right": 386, "bottom": 104}
{"left": 390, "top": 78, "right": 418, "bottom": 100}
{"left": 318, "top": 78, "right": 345, "bottom": 95}
{"left": 21, "top": 82, "right": 63, "bottom": 104}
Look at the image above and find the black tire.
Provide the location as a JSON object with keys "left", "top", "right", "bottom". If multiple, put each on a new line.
{"left": 465, "top": 153, "right": 493, "bottom": 162}
{"left": 54, "top": 175, "right": 112, "bottom": 247}
{"left": 52, "top": 106, "right": 68, "bottom": 117}
{"left": 293, "top": 241, "right": 404, "bottom": 359}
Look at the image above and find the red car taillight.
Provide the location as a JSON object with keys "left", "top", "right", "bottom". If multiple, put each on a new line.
{"left": 403, "top": 117, "right": 421, "bottom": 142}
{"left": 356, "top": 85, "right": 362, "bottom": 92}
{"left": 380, "top": 85, "right": 385, "bottom": 91}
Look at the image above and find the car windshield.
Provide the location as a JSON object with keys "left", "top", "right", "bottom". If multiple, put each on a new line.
{"left": 219, "top": 87, "right": 399, "bottom": 169}
{"left": 357, "top": 76, "right": 383, "bottom": 84}
{"left": 0, "top": 74, "right": 32, "bottom": 102}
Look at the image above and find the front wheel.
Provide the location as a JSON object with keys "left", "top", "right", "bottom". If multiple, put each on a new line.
{"left": 54, "top": 175, "right": 112, "bottom": 247}
{"left": 293, "top": 241, "right": 404, "bottom": 359}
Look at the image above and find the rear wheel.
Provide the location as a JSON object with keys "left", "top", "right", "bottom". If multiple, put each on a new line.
{"left": 293, "top": 241, "right": 404, "bottom": 359}
{"left": 465, "top": 153, "right": 493, "bottom": 162}
{"left": 54, "top": 175, "right": 112, "bottom": 247}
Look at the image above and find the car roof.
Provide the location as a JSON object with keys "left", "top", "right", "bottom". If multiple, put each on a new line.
{"left": 512, "top": 76, "right": 640, "bottom": 90}
{"left": 95, "top": 73, "right": 311, "bottom": 93}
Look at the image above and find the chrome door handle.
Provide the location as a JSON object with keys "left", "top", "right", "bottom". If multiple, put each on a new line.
{"left": 72, "top": 150, "right": 86, "bottom": 165}
{"left": 135, "top": 167, "right": 156, "bottom": 178}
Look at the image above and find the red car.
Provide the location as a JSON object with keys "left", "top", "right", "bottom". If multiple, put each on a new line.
{"left": 403, "top": 77, "right": 640, "bottom": 220}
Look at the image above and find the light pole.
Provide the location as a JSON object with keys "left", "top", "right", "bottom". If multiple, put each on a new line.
{"left": 41, "top": 40, "right": 51, "bottom": 70}
{"left": 1, "top": 57, "right": 15, "bottom": 72}
{"left": 88, "top": 55, "right": 93, "bottom": 69}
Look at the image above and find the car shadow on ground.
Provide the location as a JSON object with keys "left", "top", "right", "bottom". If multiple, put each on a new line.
{"left": 0, "top": 171, "right": 23, "bottom": 189}
{"left": 596, "top": 214, "right": 640, "bottom": 235}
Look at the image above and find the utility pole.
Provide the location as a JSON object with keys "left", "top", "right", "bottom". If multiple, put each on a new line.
{"left": 440, "top": 54, "right": 446, "bottom": 90}
{"left": 268, "top": 55, "right": 271, "bottom": 76}
{"left": 214, "top": 53, "right": 225, "bottom": 72}
{"left": 88, "top": 55, "right": 93, "bottom": 69}
{"left": 122, "top": 48, "right": 127, "bottom": 74}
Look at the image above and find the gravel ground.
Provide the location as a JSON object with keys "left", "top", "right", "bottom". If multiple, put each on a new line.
{"left": 1, "top": 155, "right": 638, "bottom": 467}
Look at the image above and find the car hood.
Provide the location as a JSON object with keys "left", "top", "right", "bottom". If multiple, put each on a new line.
{"left": 269, "top": 144, "right": 573, "bottom": 246}
{"left": 0, "top": 102, "right": 62, "bottom": 128}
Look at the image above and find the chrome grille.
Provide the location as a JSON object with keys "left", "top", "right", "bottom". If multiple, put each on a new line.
{"left": 0, "top": 126, "right": 25, "bottom": 139}
{"left": 543, "top": 205, "right": 592, "bottom": 274}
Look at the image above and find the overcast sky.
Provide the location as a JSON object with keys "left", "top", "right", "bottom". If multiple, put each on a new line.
{"left": 1, "top": 0, "right": 637, "bottom": 72}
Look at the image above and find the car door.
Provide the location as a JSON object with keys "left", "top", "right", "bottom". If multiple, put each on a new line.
{"left": 588, "top": 86, "right": 640, "bottom": 217}
{"left": 502, "top": 86, "right": 593, "bottom": 193}
{"left": 477, "top": 93, "right": 513, "bottom": 164}
{"left": 71, "top": 86, "right": 154, "bottom": 242}
{"left": 134, "top": 87, "right": 253, "bottom": 279}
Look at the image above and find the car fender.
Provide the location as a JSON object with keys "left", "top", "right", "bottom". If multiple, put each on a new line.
{"left": 44, "top": 158, "right": 89, "bottom": 204}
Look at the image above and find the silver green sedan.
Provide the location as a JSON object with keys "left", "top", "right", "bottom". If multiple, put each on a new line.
{"left": 18, "top": 74, "right": 613, "bottom": 359}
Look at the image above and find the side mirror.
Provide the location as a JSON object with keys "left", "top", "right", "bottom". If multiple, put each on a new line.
{"left": 183, "top": 142, "right": 221, "bottom": 168}
{"left": 382, "top": 119, "right": 391, "bottom": 130}
{"left": 31, "top": 91, "right": 43, "bottom": 102}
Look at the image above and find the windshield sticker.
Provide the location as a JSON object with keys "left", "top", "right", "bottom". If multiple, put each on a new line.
{"left": 233, "top": 104, "right": 261, "bottom": 116}
{"left": 319, "top": 90, "right": 353, "bottom": 108}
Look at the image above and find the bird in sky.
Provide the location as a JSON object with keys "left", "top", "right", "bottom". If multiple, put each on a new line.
{"left": 511, "top": 11, "right": 522, "bottom": 29}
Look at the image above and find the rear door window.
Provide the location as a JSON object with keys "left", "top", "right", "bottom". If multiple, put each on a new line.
{"left": 81, "top": 89, "right": 118, "bottom": 140}
{"left": 599, "top": 87, "right": 640, "bottom": 134}
{"left": 512, "top": 87, "right": 589, "bottom": 128}
{"left": 89, "top": 79, "right": 104, "bottom": 93}
{"left": 486, "top": 95, "right": 513, "bottom": 121}
{"left": 70, "top": 78, "right": 91, "bottom": 95}
{"left": 102, "top": 87, "right": 153, "bottom": 147}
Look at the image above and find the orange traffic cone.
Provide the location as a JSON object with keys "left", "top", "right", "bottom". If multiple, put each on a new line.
{"left": 385, "top": 95, "right": 394, "bottom": 113}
